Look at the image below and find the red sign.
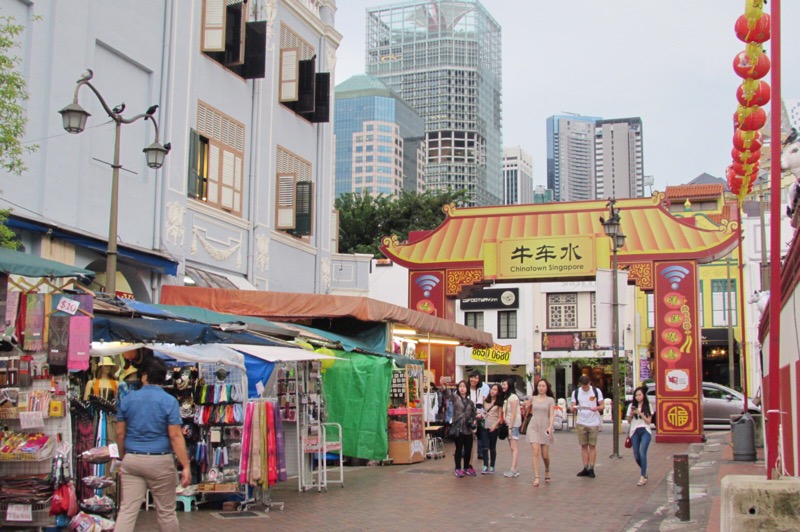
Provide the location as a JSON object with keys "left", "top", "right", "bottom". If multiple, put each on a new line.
{"left": 653, "top": 261, "right": 703, "bottom": 443}
{"left": 409, "top": 271, "right": 445, "bottom": 318}
{"left": 541, "top": 330, "right": 598, "bottom": 351}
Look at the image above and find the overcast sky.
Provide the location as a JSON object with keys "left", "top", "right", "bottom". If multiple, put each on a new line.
{"left": 333, "top": 0, "right": 800, "bottom": 192}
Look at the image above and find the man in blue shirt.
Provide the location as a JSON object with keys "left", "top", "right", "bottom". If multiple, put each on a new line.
{"left": 115, "top": 356, "right": 190, "bottom": 532}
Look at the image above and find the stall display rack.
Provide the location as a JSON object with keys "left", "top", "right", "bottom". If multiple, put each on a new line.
{"left": 387, "top": 366, "right": 425, "bottom": 464}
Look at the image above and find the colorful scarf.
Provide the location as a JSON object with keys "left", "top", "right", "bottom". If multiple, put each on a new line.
{"left": 67, "top": 316, "right": 91, "bottom": 371}
{"left": 274, "top": 402, "right": 287, "bottom": 482}
{"left": 23, "top": 293, "right": 45, "bottom": 351}
{"left": 4, "top": 291, "right": 19, "bottom": 331}
{"left": 267, "top": 402, "right": 277, "bottom": 485}
{"left": 47, "top": 315, "right": 70, "bottom": 373}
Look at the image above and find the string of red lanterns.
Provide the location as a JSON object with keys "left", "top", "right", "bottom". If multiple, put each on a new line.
{"left": 728, "top": 0, "right": 771, "bottom": 199}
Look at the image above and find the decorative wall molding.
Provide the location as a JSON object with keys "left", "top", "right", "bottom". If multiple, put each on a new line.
{"left": 255, "top": 233, "right": 270, "bottom": 272}
{"left": 165, "top": 201, "right": 186, "bottom": 246}
{"left": 187, "top": 199, "right": 251, "bottom": 230}
{"left": 191, "top": 227, "right": 243, "bottom": 269}
{"left": 446, "top": 268, "right": 484, "bottom": 296}
{"left": 271, "top": 229, "right": 317, "bottom": 254}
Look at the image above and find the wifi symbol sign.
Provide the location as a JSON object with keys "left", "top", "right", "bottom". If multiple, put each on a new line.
{"left": 661, "top": 266, "right": 690, "bottom": 290}
{"left": 415, "top": 275, "right": 440, "bottom": 298}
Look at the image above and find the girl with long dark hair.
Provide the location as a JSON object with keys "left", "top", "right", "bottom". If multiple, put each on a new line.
{"left": 480, "top": 383, "right": 503, "bottom": 474}
{"left": 524, "top": 378, "right": 555, "bottom": 487}
{"left": 449, "top": 380, "right": 477, "bottom": 478}
{"left": 626, "top": 385, "right": 653, "bottom": 486}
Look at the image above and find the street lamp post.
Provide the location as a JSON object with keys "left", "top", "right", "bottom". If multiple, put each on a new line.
{"left": 601, "top": 198, "right": 626, "bottom": 459}
{"left": 59, "top": 70, "right": 169, "bottom": 296}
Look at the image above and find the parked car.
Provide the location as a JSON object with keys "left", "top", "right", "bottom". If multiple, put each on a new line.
{"left": 625, "top": 382, "right": 760, "bottom": 426}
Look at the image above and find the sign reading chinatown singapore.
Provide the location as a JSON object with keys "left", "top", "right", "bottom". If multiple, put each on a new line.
{"left": 496, "top": 236, "right": 596, "bottom": 280}
{"left": 653, "top": 261, "right": 703, "bottom": 443}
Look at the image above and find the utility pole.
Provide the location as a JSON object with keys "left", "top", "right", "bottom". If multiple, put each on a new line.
{"left": 726, "top": 257, "right": 735, "bottom": 389}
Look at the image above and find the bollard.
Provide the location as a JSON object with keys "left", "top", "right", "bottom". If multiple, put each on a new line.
{"left": 674, "top": 454, "right": 690, "bottom": 521}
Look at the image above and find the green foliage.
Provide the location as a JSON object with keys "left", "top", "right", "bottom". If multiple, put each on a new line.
{"left": 0, "top": 208, "right": 20, "bottom": 250}
{"left": 335, "top": 189, "right": 469, "bottom": 257}
{"left": 0, "top": 16, "right": 35, "bottom": 175}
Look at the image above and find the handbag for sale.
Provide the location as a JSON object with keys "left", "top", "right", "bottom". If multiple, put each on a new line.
{"left": 497, "top": 423, "right": 509, "bottom": 440}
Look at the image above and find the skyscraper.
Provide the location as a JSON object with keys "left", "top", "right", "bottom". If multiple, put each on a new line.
{"left": 546, "top": 115, "right": 600, "bottom": 202}
{"left": 366, "top": 0, "right": 503, "bottom": 206}
{"left": 503, "top": 146, "right": 533, "bottom": 205}
{"left": 595, "top": 118, "right": 645, "bottom": 199}
{"left": 334, "top": 75, "right": 426, "bottom": 198}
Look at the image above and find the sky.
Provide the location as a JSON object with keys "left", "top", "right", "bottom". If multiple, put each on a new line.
{"left": 333, "top": 0, "right": 800, "bottom": 193}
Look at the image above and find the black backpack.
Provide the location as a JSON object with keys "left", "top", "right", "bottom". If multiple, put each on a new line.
{"left": 573, "top": 386, "right": 603, "bottom": 414}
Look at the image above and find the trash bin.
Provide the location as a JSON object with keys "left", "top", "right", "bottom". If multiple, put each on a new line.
{"left": 731, "top": 413, "right": 756, "bottom": 461}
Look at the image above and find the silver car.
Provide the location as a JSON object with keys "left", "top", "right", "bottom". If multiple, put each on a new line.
{"left": 628, "top": 382, "right": 760, "bottom": 426}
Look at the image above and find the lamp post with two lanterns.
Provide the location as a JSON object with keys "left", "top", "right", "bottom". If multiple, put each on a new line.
{"left": 600, "top": 198, "right": 627, "bottom": 459}
{"left": 59, "top": 70, "right": 170, "bottom": 296}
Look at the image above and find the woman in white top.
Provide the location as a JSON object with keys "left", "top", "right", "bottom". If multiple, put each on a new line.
{"left": 626, "top": 385, "right": 653, "bottom": 486}
{"left": 501, "top": 378, "right": 522, "bottom": 478}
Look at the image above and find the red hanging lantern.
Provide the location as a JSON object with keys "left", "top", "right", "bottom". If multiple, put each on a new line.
{"left": 736, "top": 80, "right": 771, "bottom": 107}
{"left": 733, "top": 106, "right": 767, "bottom": 131}
{"left": 733, "top": 130, "right": 763, "bottom": 151}
{"left": 731, "top": 160, "right": 759, "bottom": 176}
{"left": 731, "top": 147, "right": 760, "bottom": 165}
{"left": 735, "top": 14, "right": 771, "bottom": 43}
{"left": 733, "top": 51, "right": 770, "bottom": 79}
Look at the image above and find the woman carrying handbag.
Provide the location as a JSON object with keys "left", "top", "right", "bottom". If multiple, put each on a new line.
{"left": 524, "top": 378, "right": 556, "bottom": 487}
{"left": 626, "top": 385, "right": 653, "bottom": 486}
{"left": 480, "top": 383, "right": 503, "bottom": 474}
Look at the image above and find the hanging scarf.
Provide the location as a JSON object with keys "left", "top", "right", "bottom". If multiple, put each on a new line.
{"left": 47, "top": 315, "right": 70, "bottom": 373}
{"left": 248, "top": 402, "right": 262, "bottom": 486}
{"left": 23, "top": 293, "right": 45, "bottom": 351}
{"left": 260, "top": 403, "right": 268, "bottom": 488}
{"left": 266, "top": 402, "right": 278, "bottom": 485}
{"left": 239, "top": 402, "right": 253, "bottom": 485}
{"left": 274, "top": 401, "right": 287, "bottom": 482}
{"left": 4, "top": 291, "right": 19, "bottom": 331}
{"left": 67, "top": 316, "right": 91, "bottom": 371}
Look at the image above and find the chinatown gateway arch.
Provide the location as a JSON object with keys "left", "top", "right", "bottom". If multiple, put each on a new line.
{"left": 380, "top": 194, "right": 740, "bottom": 444}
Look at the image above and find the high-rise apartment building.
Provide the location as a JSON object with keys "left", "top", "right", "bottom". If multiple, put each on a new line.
{"left": 502, "top": 146, "right": 533, "bottom": 205}
{"left": 547, "top": 115, "right": 644, "bottom": 201}
{"left": 595, "top": 118, "right": 644, "bottom": 199}
{"left": 334, "top": 75, "right": 426, "bottom": 198}
{"left": 366, "top": 0, "right": 503, "bottom": 206}
{"left": 786, "top": 99, "right": 800, "bottom": 131}
{"left": 546, "top": 115, "right": 600, "bottom": 202}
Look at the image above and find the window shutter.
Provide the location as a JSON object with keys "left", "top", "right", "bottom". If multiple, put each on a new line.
{"left": 224, "top": 1, "right": 246, "bottom": 66}
{"left": 294, "top": 58, "right": 316, "bottom": 113}
{"left": 293, "top": 181, "right": 313, "bottom": 236}
{"left": 279, "top": 49, "right": 299, "bottom": 102}
{"left": 242, "top": 21, "right": 266, "bottom": 79}
{"left": 207, "top": 140, "right": 221, "bottom": 206}
{"left": 276, "top": 173, "right": 296, "bottom": 229}
{"left": 187, "top": 129, "right": 200, "bottom": 198}
{"left": 331, "top": 209, "right": 339, "bottom": 252}
{"left": 233, "top": 152, "right": 242, "bottom": 214}
{"left": 202, "top": 0, "right": 226, "bottom": 52}
{"left": 309, "top": 72, "right": 330, "bottom": 123}
{"left": 220, "top": 148, "right": 236, "bottom": 210}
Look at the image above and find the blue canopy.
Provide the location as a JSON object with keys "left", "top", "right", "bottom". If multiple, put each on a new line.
{"left": 93, "top": 316, "right": 286, "bottom": 346}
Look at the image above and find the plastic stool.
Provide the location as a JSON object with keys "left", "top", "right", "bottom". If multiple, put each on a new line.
{"left": 176, "top": 495, "right": 196, "bottom": 512}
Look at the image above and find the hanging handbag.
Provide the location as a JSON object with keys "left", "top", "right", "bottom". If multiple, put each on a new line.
{"left": 497, "top": 423, "right": 509, "bottom": 440}
{"left": 625, "top": 435, "right": 633, "bottom": 448}
{"left": 519, "top": 409, "right": 533, "bottom": 436}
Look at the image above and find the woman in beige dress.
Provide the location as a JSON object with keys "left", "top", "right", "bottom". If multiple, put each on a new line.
{"left": 525, "top": 378, "right": 555, "bottom": 487}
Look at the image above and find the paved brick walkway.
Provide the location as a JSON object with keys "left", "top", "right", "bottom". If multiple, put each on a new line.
{"left": 133, "top": 428, "right": 694, "bottom": 531}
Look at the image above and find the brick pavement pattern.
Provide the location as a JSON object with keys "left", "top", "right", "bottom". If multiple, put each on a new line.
{"left": 134, "top": 429, "right": 697, "bottom": 531}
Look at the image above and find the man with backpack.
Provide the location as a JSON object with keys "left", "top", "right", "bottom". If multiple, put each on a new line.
{"left": 570, "top": 375, "right": 604, "bottom": 478}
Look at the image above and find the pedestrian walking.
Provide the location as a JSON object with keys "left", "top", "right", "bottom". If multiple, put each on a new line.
{"left": 626, "top": 385, "right": 653, "bottom": 486}
{"left": 501, "top": 378, "right": 522, "bottom": 478}
{"left": 525, "top": 378, "right": 555, "bottom": 487}
{"left": 449, "top": 380, "right": 478, "bottom": 478}
{"left": 480, "top": 383, "right": 503, "bottom": 474}
{"left": 468, "top": 370, "right": 487, "bottom": 464}
{"left": 571, "top": 375, "right": 604, "bottom": 478}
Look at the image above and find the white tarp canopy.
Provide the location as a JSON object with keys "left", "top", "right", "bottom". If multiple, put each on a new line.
{"left": 90, "top": 341, "right": 246, "bottom": 370}
{"left": 225, "top": 344, "right": 347, "bottom": 363}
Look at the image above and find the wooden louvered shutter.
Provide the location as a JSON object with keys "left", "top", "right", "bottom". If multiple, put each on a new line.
{"left": 279, "top": 49, "right": 299, "bottom": 102}
{"left": 276, "top": 173, "right": 296, "bottom": 229}
{"left": 293, "top": 181, "right": 313, "bottom": 236}
{"left": 202, "top": 0, "right": 226, "bottom": 52}
{"left": 187, "top": 129, "right": 200, "bottom": 198}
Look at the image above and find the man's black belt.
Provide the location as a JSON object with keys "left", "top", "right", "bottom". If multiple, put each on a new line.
{"left": 127, "top": 451, "right": 172, "bottom": 455}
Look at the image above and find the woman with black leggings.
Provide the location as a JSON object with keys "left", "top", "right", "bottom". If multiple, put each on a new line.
{"left": 449, "top": 380, "right": 477, "bottom": 478}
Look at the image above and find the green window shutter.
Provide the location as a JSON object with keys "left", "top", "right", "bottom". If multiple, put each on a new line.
{"left": 294, "top": 181, "right": 313, "bottom": 236}
{"left": 188, "top": 129, "right": 200, "bottom": 199}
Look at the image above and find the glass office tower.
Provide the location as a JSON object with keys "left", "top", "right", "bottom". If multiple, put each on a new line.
{"left": 366, "top": 0, "right": 503, "bottom": 206}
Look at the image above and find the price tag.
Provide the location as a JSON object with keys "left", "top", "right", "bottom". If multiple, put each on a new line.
{"left": 108, "top": 443, "right": 119, "bottom": 459}
{"left": 6, "top": 504, "right": 32, "bottom": 522}
{"left": 19, "top": 411, "right": 44, "bottom": 429}
{"left": 255, "top": 380, "right": 265, "bottom": 396}
{"left": 56, "top": 296, "right": 80, "bottom": 315}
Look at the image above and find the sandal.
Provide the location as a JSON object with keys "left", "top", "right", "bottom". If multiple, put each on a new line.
{"left": 533, "top": 477, "right": 540, "bottom": 487}
{"left": 544, "top": 470, "right": 551, "bottom": 483}
{"left": 637, "top": 476, "right": 647, "bottom": 486}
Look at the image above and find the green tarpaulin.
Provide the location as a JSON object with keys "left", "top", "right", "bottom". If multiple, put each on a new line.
{"left": 0, "top": 248, "right": 94, "bottom": 278}
{"left": 322, "top": 350, "right": 392, "bottom": 461}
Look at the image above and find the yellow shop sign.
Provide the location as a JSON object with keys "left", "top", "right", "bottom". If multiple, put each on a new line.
{"left": 496, "top": 236, "right": 596, "bottom": 279}
{"left": 471, "top": 344, "right": 512, "bottom": 365}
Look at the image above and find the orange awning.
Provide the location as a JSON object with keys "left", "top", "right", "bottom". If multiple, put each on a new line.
{"left": 160, "top": 286, "right": 493, "bottom": 347}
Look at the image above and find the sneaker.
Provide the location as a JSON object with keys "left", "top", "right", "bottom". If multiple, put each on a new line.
{"left": 481, "top": 466, "right": 489, "bottom": 474}
{"left": 577, "top": 468, "right": 589, "bottom": 477}
{"left": 465, "top": 467, "right": 476, "bottom": 477}
{"left": 488, "top": 467, "right": 495, "bottom": 474}
{"left": 588, "top": 469, "right": 596, "bottom": 478}
{"left": 455, "top": 469, "right": 464, "bottom": 478}
{"left": 503, "top": 470, "right": 520, "bottom": 478}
